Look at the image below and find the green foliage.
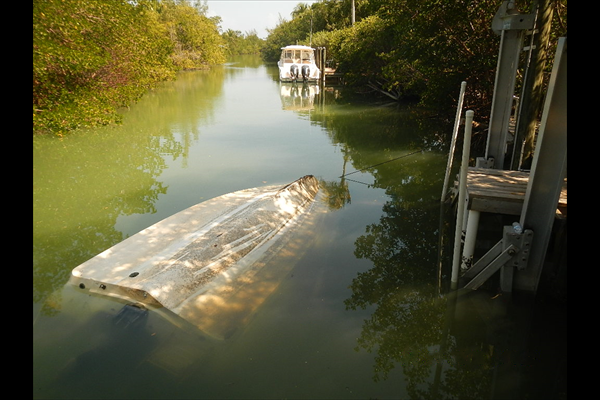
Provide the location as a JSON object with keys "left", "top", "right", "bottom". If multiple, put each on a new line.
{"left": 222, "top": 29, "right": 265, "bottom": 56}
{"left": 33, "top": 0, "right": 226, "bottom": 135}
{"left": 261, "top": 0, "right": 356, "bottom": 62}
{"left": 157, "top": 0, "right": 225, "bottom": 69}
{"left": 379, "top": 0, "right": 503, "bottom": 112}
{"left": 333, "top": 15, "right": 395, "bottom": 85}
{"left": 261, "top": 16, "right": 307, "bottom": 62}
{"left": 264, "top": 0, "right": 568, "bottom": 114}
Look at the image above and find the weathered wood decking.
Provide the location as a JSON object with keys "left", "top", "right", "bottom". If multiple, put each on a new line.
{"left": 461, "top": 167, "right": 567, "bottom": 216}
{"left": 323, "top": 67, "right": 343, "bottom": 83}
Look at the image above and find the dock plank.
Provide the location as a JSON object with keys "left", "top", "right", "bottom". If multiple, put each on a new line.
{"left": 462, "top": 167, "right": 567, "bottom": 215}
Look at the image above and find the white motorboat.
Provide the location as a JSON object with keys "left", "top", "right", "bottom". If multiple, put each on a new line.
{"left": 278, "top": 45, "right": 321, "bottom": 83}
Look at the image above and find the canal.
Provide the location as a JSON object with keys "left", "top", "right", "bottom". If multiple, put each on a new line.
{"left": 33, "top": 55, "right": 566, "bottom": 399}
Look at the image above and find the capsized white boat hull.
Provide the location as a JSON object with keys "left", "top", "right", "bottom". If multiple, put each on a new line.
{"left": 69, "top": 175, "right": 321, "bottom": 339}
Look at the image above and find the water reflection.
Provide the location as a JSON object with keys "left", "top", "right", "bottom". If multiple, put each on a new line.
{"left": 331, "top": 118, "right": 564, "bottom": 399}
{"left": 342, "top": 187, "right": 517, "bottom": 398}
{"left": 279, "top": 83, "right": 320, "bottom": 112}
{"left": 340, "top": 127, "right": 454, "bottom": 394}
{"left": 33, "top": 67, "right": 229, "bottom": 306}
{"left": 300, "top": 89, "right": 519, "bottom": 397}
{"left": 33, "top": 132, "right": 170, "bottom": 306}
{"left": 320, "top": 177, "right": 352, "bottom": 210}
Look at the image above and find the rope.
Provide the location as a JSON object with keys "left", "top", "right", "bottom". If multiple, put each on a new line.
{"left": 339, "top": 149, "right": 424, "bottom": 178}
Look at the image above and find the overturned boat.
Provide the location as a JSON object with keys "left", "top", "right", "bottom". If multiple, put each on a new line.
{"left": 278, "top": 45, "right": 321, "bottom": 83}
{"left": 69, "top": 175, "right": 321, "bottom": 339}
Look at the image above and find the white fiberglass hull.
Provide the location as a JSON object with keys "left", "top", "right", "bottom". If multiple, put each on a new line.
{"left": 278, "top": 62, "right": 321, "bottom": 83}
{"left": 69, "top": 175, "right": 321, "bottom": 339}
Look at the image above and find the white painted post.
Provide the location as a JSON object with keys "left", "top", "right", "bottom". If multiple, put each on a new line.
{"left": 451, "top": 110, "right": 474, "bottom": 289}
{"left": 441, "top": 81, "right": 467, "bottom": 203}
{"left": 461, "top": 209, "right": 480, "bottom": 271}
{"left": 323, "top": 47, "right": 326, "bottom": 85}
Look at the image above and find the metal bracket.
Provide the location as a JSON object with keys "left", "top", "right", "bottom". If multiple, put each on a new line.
{"left": 475, "top": 157, "right": 495, "bottom": 168}
{"left": 503, "top": 224, "right": 533, "bottom": 270}
{"left": 492, "top": 1, "right": 535, "bottom": 35}
{"left": 462, "top": 224, "right": 534, "bottom": 291}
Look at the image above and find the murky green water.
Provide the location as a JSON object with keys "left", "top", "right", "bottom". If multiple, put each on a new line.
{"left": 33, "top": 55, "right": 566, "bottom": 399}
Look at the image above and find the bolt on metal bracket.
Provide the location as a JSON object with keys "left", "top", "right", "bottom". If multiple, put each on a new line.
{"left": 461, "top": 224, "right": 534, "bottom": 290}
{"left": 502, "top": 224, "right": 533, "bottom": 270}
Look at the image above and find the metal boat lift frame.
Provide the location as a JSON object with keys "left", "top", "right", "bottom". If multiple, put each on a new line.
{"left": 451, "top": 1, "right": 566, "bottom": 293}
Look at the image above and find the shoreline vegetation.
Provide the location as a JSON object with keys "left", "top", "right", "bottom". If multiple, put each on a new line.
{"left": 33, "top": 0, "right": 566, "bottom": 136}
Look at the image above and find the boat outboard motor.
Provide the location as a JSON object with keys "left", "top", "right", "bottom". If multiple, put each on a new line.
{"left": 301, "top": 65, "right": 310, "bottom": 82}
{"left": 290, "top": 64, "right": 299, "bottom": 81}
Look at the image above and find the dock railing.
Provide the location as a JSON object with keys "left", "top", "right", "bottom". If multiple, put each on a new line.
{"left": 450, "top": 110, "right": 474, "bottom": 289}
{"left": 441, "top": 81, "right": 467, "bottom": 204}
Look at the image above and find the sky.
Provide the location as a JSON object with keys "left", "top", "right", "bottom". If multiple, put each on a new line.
{"left": 205, "top": 0, "right": 317, "bottom": 39}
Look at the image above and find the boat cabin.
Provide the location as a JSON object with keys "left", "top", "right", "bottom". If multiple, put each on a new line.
{"left": 280, "top": 46, "right": 316, "bottom": 65}
{"left": 278, "top": 45, "right": 321, "bottom": 83}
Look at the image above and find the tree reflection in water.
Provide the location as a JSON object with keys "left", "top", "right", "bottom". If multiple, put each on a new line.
{"left": 343, "top": 178, "right": 502, "bottom": 399}
{"left": 304, "top": 88, "right": 505, "bottom": 398}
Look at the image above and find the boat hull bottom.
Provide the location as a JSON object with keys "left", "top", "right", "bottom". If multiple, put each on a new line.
{"left": 68, "top": 175, "right": 323, "bottom": 339}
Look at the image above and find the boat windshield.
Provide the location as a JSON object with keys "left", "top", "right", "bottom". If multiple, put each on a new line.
{"left": 280, "top": 48, "right": 314, "bottom": 64}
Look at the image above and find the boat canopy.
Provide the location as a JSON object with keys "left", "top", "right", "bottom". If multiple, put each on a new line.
{"left": 280, "top": 46, "right": 315, "bottom": 64}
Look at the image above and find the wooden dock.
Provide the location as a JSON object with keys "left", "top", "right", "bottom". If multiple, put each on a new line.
{"left": 462, "top": 167, "right": 567, "bottom": 216}
{"left": 314, "top": 47, "right": 343, "bottom": 84}
{"left": 323, "top": 67, "right": 343, "bottom": 84}
{"left": 453, "top": 166, "right": 567, "bottom": 292}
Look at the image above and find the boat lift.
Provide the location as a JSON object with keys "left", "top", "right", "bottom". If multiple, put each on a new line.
{"left": 449, "top": 2, "right": 566, "bottom": 293}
